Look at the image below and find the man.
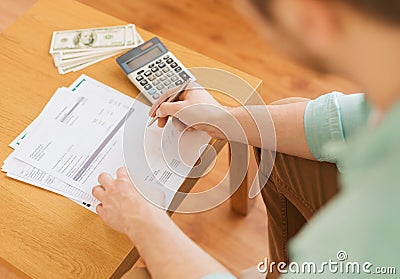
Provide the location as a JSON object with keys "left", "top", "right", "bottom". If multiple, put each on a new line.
{"left": 92, "top": 0, "right": 400, "bottom": 278}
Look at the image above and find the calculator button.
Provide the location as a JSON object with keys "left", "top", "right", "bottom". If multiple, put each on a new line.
{"left": 149, "top": 63, "right": 155, "bottom": 68}
{"left": 166, "top": 72, "right": 174, "bottom": 77}
{"left": 166, "top": 58, "right": 174, "bottom": 64}
{"left": 140, "top": 79, "right": 148, "bottom": 86}
{"left": 152, "top": 80, "right": 160, "bottom": 86}
{"left": 162, "top": 67, "right": 170, "bottom": 73}
{"left": 170, "top": 62, "right": 178, "bottom": 68}
{"left": 163, "top": 55, "right": 170, "bottom": 60}
{"left": 158, "top": 62, "right": 166, "bottom": 68}
{"left": 179, "top": 71, "right": 190, "bottom": 81}
{"left": 155, "top": 71, "right": 163, "bottom": 77}
{"left": 163, "top": 80, "right": 171, "bottom": 86}
{"left": 171, "top": 76, "right": 179, "bottom": 82}
{"left": 144, "top": 84, "right": 152, "bottom": 90}
{"left": 152, "top": 93, "right": 160, "bottom": 100}
{"left": 137, "top": 70, "right": 144, "bottom": 74}
{"left": 160, "top": 76, "right": 167, "bottom": 81}
{"left": 156, "top": 59, "right": 162, "bottom": 64}
{"left": 144, "top": 70, "right": 152, "bottom": 76}
{"left": 167, "top": 84, "right": 175, "bottom": 89}
{"left": 148, "top": 88, "right": 157, "bottom": 95}
{"left": 156, "top": 84, "right": 165, "bottom": 90}
{"left": 151, "top": 67, "right": 159, "bottom": 73}
{"left": 136, "top": 75, "right": 144, "bottom": 81}
{"left": 148, "top": 75, "right": 156, "bottom": 81}
{"left": 175, "top": 66, "right": 182, "bottom": 73}
{"left": 175, "top": 80, "right": 183, "bottom": 86}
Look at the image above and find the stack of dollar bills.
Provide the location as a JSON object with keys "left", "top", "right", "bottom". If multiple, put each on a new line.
{"left": 49, "top": 24, "right": 144, "bottom": 74}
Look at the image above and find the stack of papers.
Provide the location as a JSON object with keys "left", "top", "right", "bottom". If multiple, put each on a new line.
{"left": 2, "top": 75, "right": 211, "bottom": 213}
{"left": 50, "top": 25, "right": 144, "bottom": 74}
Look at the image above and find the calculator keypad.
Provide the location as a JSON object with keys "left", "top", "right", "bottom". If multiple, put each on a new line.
{"left": 133, "top": 54, "right": 191, "bottom": 101}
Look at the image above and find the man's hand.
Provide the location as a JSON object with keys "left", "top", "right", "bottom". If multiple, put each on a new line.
{"left": 92, "top": 167, "right": 163, "bottom": 235}
{"left": 92, "top": 170, "right": 231, "bottom": 279}
{"left": 149, "top": 82, "right": 227, "bottom": 140}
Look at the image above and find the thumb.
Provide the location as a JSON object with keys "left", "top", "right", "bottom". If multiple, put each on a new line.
{"left": 157, "top": 101, "right": 186, "bottom": 118}
{"left": 116, "top": 167, "right": 131, "bottom": 183}
{"left": 116, "top": 167, "right": 129, "bottom": 178}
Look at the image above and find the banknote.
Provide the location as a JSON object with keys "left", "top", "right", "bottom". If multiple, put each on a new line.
{"left": 50, "top": 25, "right": 131, "bottom": 53}
{"left": 58, "top": 51, "right": 122, "bottom": 74}
{"left": 50, "top": 26, "right": 125, "bottom": 53}
{"left": 49, "top": 24, "right": 144, "bottom": 74}
{"left": 53, "top": 49, "right": 122, "bottom": 67}
{"left": 58, "top": 50, "right": 122, "bottom": 68}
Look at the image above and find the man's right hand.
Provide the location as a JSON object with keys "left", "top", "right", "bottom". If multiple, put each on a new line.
{"left": 148, "top": 81, "right": 227, "bottom": 140}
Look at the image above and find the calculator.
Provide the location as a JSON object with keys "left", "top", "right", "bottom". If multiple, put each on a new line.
{"left": 116, "top": 37, "right": 196, "bottom": 104}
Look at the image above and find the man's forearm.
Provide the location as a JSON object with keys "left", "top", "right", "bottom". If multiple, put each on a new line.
{"left": 227, "top": 102, "right": 315, "bottom": 160}
{"left": 125, "top": 205, "right": 231, "bottom": 279}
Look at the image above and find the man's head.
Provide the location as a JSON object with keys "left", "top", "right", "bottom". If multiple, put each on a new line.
{"left": 251, "top": 0, "right": 400, "bottom": 25}
{"left": 239, "top": 0, "right": 400, "bottom": 109}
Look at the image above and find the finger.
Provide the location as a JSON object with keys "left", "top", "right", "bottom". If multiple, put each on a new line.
{"left": 116, "top": 167, "right": 131, "bottom": 182}
{"left": 157, "top": 101, "right": 185, "bottom": 118}
{"left": 177, "top": 81, "right": 202, "bottom": 101}
{"left": 96, "top": 203, "right": 104, "bottom": 215}
{"left": 157, "top": 116, "right": 168, "bottom": 128}
{"left": 149, "top": 88, "right": 178, "bottom": 117}
{"left": 98, "top": 172, "right": 114, "bottom": 188}
{"left": 149, "top": 81, "right": 201, "bottom": 117}
{"left": 92, "top": 185, "right": 106, "bottom": 200}
{"left": 154, "top": 101, "right": 186, "bottom": 128}
{"left": 117, "top": 167, "right": 129, "bottom": 178}
{"left": 172, "top": 117, "right": 187, "bottom": 132}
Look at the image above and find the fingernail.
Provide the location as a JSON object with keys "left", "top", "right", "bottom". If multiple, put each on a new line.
{"left": 156, "top": 109, "right": 160, "bottom": 117}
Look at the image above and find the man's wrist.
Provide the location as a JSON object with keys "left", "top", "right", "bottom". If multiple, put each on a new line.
{"left": 225, "top": 106, "right": 239, "bottom": 119}
{"left": 125, "top": 202, "right": 168, "bottom": 244}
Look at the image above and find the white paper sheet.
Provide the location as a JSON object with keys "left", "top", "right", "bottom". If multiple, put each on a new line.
{"left": 9, "top": 87, "right": 72, "bottom": 149}
{"left": 8, "top": 75, "right": 211, "bottom": 211}
{"left": 4, "top": 88, "right": 99, "bottom": 211}
{"left": 4, "top": 153, "right": 96, "bottom": 204}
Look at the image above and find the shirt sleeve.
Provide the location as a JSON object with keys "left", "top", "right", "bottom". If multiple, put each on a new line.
{"left": 304, "top": 92, "right": 370, "bottom": 163}
{"left": 201, "top": 273, "right": 237, "bottom": 279}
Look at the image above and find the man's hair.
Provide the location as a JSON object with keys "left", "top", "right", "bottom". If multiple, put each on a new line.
{"left": 250, "top": 0, "right": 400, "bottom": 25}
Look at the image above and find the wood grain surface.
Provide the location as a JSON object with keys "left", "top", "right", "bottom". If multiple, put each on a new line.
{"left": 0, "top": 0, "right": 266, "bottom": 277}
{"left": 0, "top": 0, "right": 362, "bottom": 278}
{"left": 78, "top": 0, "right": 360, "bottom": 102}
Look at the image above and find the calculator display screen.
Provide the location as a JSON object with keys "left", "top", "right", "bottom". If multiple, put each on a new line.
{"left": 127, "top": 47, "right": 162, "bottom": 70}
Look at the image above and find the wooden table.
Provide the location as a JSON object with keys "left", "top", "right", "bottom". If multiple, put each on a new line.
{"left": 0, "top": 0, "right": 262, "bottom": 278}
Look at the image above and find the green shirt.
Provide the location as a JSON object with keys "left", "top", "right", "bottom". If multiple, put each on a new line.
{"left": 204, "top": 92, "right": 400, "bottom": 278}
{"left": 283, "top": 93, "right": 400, "bottom": 278}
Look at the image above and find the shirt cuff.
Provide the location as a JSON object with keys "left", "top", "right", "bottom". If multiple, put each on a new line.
{"left": 304, "top": 92, "right": 346, "bottom": 163}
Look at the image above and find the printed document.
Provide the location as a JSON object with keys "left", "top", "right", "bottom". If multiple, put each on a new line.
{"left": 6, "top": 75, "right": 211, "bottom": 210}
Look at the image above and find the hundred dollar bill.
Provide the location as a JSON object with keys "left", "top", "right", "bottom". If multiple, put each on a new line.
{"left": 58, "top": 51, "right": 121, "bottom": 74}
{"left": 50, "top": 24, "right": 145, "bottom": 73}
{"left": 127, "top": 24, "right": 136, "bottom": 45}
{"left": 52, "top": 48, "right": 126, "bottom": 67}
{"left": 58, "top": 50, "right": 120, "bottom": 68}
{"left": 50, "top": 25, "right": 128, "bottom": 53}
